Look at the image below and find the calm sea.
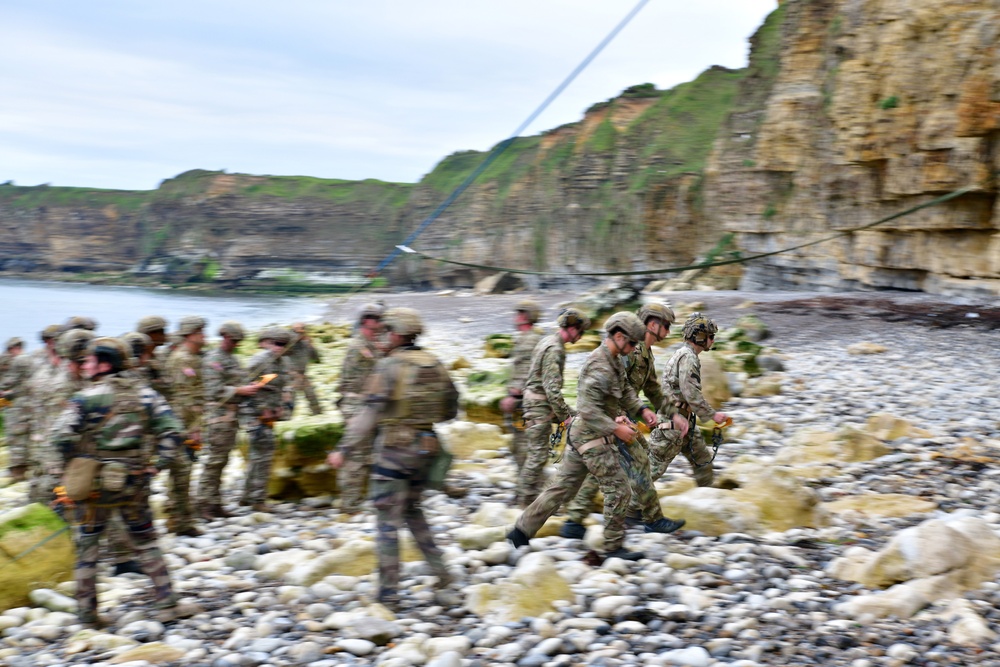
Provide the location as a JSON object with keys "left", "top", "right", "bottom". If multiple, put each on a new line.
{"left": 0, "top": 278, "right": 326, "bottom": 350}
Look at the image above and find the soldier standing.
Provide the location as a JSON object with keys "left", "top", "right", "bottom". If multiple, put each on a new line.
{"left": 240, "top": 327, "right": 293, "bottom": 511}
{"left": 288, "top": 322, "right": 323, "bottom": 415}
{"left": 3, "top": 325, "right": 60, "bottom": 481}
{"left": 508, "top": 312, "right": 655, "bottom": 561}
{"left": 499, "top": 300, "right": 544, "bottom": 472}
{"left": 326, "top": 307, "right": 458, "bottom": 610}
{"left": 515, "top": 308, "right": 590, "bottom": 507}
{"left": 649, "top": 312, "right": 729, "bottom": 487}
{"left": 136, "top": 316, "right": 172, "bottom": 398}
{"left": 198, "top": 322, "right": 259, "bottom": 518}
{"left": 561, "top": 303, "right": 687, "bottom": 538}
{"left": 164, "top": 316, "right": 207, "bottom": 536}
{"left": 52, "top": 337, "right": 195, "bottom": 626}
{"left": 335, "top": 304, "right": 384, "bottom": 514}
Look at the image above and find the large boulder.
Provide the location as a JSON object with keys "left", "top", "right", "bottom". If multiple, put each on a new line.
{"left": 823, "top": 493, "right": 937, "bottom": 518}
{"left": 774, "top": 427, "right": 891, "bottom": 465}
{"left": 266, "top": 416, "right": 344, "bottom": 498}
{"left": 0, "top": 504, "right": 74, "bottom": 611}
{"left": 437, "top": 421, "right": 510, "bottom": 460}
{"left": 465, "top": 552, "right": 573, "bottom": 622}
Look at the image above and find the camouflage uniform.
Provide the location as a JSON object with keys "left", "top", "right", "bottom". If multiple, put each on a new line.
{"left": 287, "top": 333, "right": 322, "bottom": 415}
{"left": 566, "top": 340, "right": 666, "bottom": 524}
{"left": 198, "top": 345, "right": 249, "bottom": 508}
{"left": 335, "top": 333, "right": 382, "bottom": 512}
{"left": 52, "top": 369, "right": 183, "bottom": 624}
{"left": 515, "top": 343, "right": 643, "bottom": 553}
{"left": 650, "top": 344, "right": 716, "bottom": 487}
{"left": 2, "top": 353, "right": 38, "bottom": 472}
{"left": 517, "top": 333, "right": 573, "bottom": 507}
{"left": 25, "top": 355, "right": 72, "bottom": 503}
{"left": 337, "top": 340, "right": 458, "bottom": 605}
{"left": 506, "top": 327, "right": 543, "bottom": 470}
{"left": 241, "top": 341, "right": 291, "bottom": 505}
{"left": 164, "top": 345, "right": 204, "bottom": 532}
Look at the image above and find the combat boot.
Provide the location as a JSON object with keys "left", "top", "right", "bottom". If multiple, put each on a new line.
{"left": 154, "top": 601, "right": 201, "bottom": 624}
{"left": 506, "top": 527, "right": 529, "bottom": 548}
{"left": 644, "top": 517, "right": 685, "bottom": 534}
{"left": 602, "top": 548, "right": 645, "bottom": 562}
{"left": 175, "top": 525, "right": 205, "bottom": 537}
{"left": 624, "top": 512, "right": 643, "bottom": 528}
{"left": 113, "top": 560, "right": 146, "bottom": 576}
{"left": 558, "top": 521, "right": 587, "bottom": 539}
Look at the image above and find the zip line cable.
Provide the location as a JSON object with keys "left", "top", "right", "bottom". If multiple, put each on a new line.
{"left": 369, "top": 0, "right": 652, "bottom": 278}
{"left": 394, "top": 186, "right": 974, "bottom": 277}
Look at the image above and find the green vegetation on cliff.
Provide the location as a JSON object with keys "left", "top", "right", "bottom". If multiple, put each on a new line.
{"left": 0, "top": 182, "right": 147, "bottom": 213}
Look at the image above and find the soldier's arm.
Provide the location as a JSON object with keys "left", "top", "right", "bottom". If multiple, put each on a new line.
{"left": 540, "top": 347, "right": 572, "bottom": 422}
{"left": 145, "top": 389, "right": 182, "bottom": 470}
{"left": 336, "top": 360, "right": 394, "bottom": 458}
{"left": 679, "top": 355, "right": 716, "bottom": 422}
{"left": 575, "top": 366, "right": 617, "bottom": 438}
{"left": 204, "top": 357, "right": 238, "bottom": 405}
{"left": 622, "top": 380, "right": 646, "bottom": 419}
{"left": 639, "top": 350, "right": 667, "bottom": 413}
{"left": 336, "top": 345, "right": 362, "bottom": 395}
{"left": 51, "top": 397, "right": 85, "bottom": 462}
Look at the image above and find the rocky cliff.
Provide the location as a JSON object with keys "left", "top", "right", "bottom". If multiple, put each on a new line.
{"left": 1, "top": 0, "right": 997, "bottom": 296}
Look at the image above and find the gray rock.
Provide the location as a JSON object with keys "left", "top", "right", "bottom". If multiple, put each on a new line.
{"left": 347, "top": 618, "right": 402, "bottom": 646}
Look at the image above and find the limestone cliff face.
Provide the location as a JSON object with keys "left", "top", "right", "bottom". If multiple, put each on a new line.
{"left": 705, "top": 0, "right": 1000, "bottom": 297}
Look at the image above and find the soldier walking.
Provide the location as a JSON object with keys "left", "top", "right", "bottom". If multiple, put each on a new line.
{"left": 500, "top": 300, "right": 543, "bottom": 472}
{"left": 327, "top": 307, "right": 459, "bottom": 610}
{"left": 561, "top": 303, "right": 687, "bottom": 538}
{"left": 198, "top": 322, "right": 259, "bottom": 518}
{"left": 240, "top": 327, "right": 292, "bottom": 510}
{"left": 288, "top": 322, "right": 323, "bottom": 415}
{"left": 52, "top": 337, "right": 195, "bottom": 626}
{"left": 509, "top": 312, "right": 656, "bottom": 561}
{"left": 164, "top": 316, "right": 207, "bottom": 536}
{"left": 515, "top": 308, "right": 590, "bottom": 507}
{"left": 649, "top": 312, "right": 729, "bottom": 487}
{"left": 334, "top": 304, "right": 384, "bottom": 514}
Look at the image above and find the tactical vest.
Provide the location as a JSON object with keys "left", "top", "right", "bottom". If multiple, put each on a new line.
{"left": 87, "top": 376, "right": 148, "bottom": 457}
{"left": 385, "top": 349, "right": 450, "bottom": 429}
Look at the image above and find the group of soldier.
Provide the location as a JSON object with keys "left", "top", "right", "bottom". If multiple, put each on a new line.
{"left": 0, "top": 297, "right": 728, "bottom": 621}
{"left": 0, "top": 315, "right": 323, "bottom": 626}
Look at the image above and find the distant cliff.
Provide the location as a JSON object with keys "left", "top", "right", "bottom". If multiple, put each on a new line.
{"left": 1, "top": 0, "right": 997, "bottom": 296}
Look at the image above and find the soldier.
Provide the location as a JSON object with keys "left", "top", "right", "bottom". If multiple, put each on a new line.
{"left": 326, "top": 307, "right": 459, "bottom": 610}
{"left": 198, "top": 322, "right": 259, "bottom": 518}
{"left": 52, "top": 337, "right": 196, "bottom": 626}
{"left": 3, "top": 325, "right": 60, "bottom": 481}
{"left": 136, "top": 316, "right": 171, "bottom": 397}
{"left": 0, "top": 337, "right": 23, "bottom": 378}
{"left": 164, "top": 316, "right": 207, "bottom": 536}
{"left": 288, "top": 322, "right": 323, "bottom": 415}
{"left": 335, "top": 303, "right": 385, "bottom": 514}
{"left": 499, "top": 299, "right": 544, "bottom": 472}
{"left": 649, "top": 312, "right": 729, "bottom": 487}
{"left": 515, "top": 308, "right": 590, "bottom": 507}
{"left": 561, "top": 303, "right": 688, "bottom": 538}
{"left": 240, "top": 327, "right": 293, "bottom": 511}
{"left": 64, "top": 316, "right": 99, "bottom": 332}
{"left": 508, "top": 312, "right": 656, "bottom": 561}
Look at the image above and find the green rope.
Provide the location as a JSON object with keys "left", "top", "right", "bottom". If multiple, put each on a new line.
{"left": 397, "top": 186, "right": 974, "bottom": 277}
{"left": 0, "top": 524, "right": 70, "bottom": 571}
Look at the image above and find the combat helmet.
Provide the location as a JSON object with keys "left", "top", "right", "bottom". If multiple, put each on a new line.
{"left": 603, "top": 311, "right": 646, "bottom": 343}
{"left": 358, "top": 302, "right": 385, "bottom": 323}
{"left": 136, "top": 315, "right": 168, "bottom": 335}
{"left": 637, "top": 302, "right": 676, "bottom": 326}
{"left": 5, "top": 337, "right": 24, "bottom": 351}
{"left": 682, "top": 312, "right": 718, "bottom": 347}
{"left": 86, "top": 336, "right": 133, "bottom": 372}
{"left": 119, "top": 332, "right": 152, "bottom": 361}
{"left": 259, "top": 326, "right": 292, "bottom": 345}
{"left": 57, "top": 329, "right": 96, "bottom": 362}
{"left": 383, "top": 307, "right": 423, "bottom": 337}
{"left": 556, "top": 308, "right": 591, "bottom": 331}
{"left": 177, "top": 316, "right": 207, "bottom": 336}
{"left": 40, "top": 324, "right": 63, "bottom": 342}
{"left": 515, "top": 299, "right": 541, "bottom": 324}
{"left": 218, "top": 321, "right": 246, "bottom": 340}
{"left": 65, "top": 316, "right": 98, "bottom": 331}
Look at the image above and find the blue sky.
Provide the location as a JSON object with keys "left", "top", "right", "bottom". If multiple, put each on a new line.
{"left": 2, "top": 1, "right": 776, "bottom": 191}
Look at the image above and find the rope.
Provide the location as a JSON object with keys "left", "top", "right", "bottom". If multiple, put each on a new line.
{"left": 394, "top": 186, "right": 974, "bottom": 277}
{"left": 0, "top": 524, "right": 70, "bottom": 571}
{"left": 370, "top": 0, "right": 652, "bottom": 278}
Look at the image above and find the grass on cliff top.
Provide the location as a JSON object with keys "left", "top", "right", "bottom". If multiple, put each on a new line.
{"left": 0, "top": 182, "right": 148, "bottom": 213}
{"left": 419, "top": 136, "right": 543, "bottom": 196}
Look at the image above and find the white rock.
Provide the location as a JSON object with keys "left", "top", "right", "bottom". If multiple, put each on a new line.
{"left": 662, "top": 646, "right": 711, "bottom": 667}
{"left": 592, "top": 595, "right": 637, "bottom": 618}
{"left": 336, "top": 639, "right": 376, "bottom": 656}
{"left": 424, "top": 636, "right": 470, "bottom": 658}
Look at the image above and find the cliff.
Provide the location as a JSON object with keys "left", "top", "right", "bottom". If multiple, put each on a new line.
{"left": 1, "top": 0, "right": 997, "bottom": 296}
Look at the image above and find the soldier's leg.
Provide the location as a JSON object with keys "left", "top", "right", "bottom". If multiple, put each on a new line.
{"left": 683, "top": 428, "right": 715, "bottom": 487}
{"left": 510, "top": 427, "right": 528, "bottom": 472}
{"left": 105, "top": 516, "right": 136, "bottom": 567}
{"left": 5, "top": 406, "right": 31, "bottom": 477}
{"left": 623, "top": 436, "right": 664, "bottom": 523}
{"left": 119, "top": 484, "right": 177, "bottom": 609}
{"left": 565, "top": 474, "right": 601, "bottom": 525}
{"left": 338, "top": 426, "right": 375, "bottom": 514}
{"left": 166, "top": 454, "right": 194, "bottom": 531}
{"left": 198, "top": 422, "right": 238, "bottom": 509}
{"left": 515, "top": 445, "right": 590, "bottom": 538}
{"left": 243, "top": 425, "right": 276, "bottom": 504}
{"left": 402, "top": 467, "right": 448, "bottom": 581}
{"left": 371, "top": 475, "right": 407, "bottom": 605}
{"left": 301, "top": 375, "right": 322, "bottom": 416}
{"left": 516, "top": 419, "right": 553, "bottom": 507}
{"left": 580, "top": 443, "right": 632, "bottom": 553}
{"left": 648, "top": 427, "right": 684, "bottom": 481}
{"left": 72, "top": 502, "right": 108, "bottom": 624}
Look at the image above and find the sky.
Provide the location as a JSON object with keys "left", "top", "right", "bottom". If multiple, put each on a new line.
{"left": 2, "top": 1, "right": 776, "bottom": 192}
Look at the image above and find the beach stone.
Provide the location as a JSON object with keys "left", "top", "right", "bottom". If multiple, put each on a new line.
{"left": 108, "top": 642, "right": 186, "bottom": 664}
{"left": 426, "top": 636, "right": 471, "bottom": 657}
{"left": 284, "top": 540, "right": 376, "bottom": 583}
{"left": 823, "top": 494, "right": 937, "bottom": 517}
{"left": 865, "top": 414, "right": 931, "bottom": 441}
{"left": 427, "top": 651, "right": 463, "bottom": 667}
{"left": 720, "top": 463, "right": 828, "bottom": 531}
{"left": 337, "top": 639, "right": 376, "bottom": 656}
{"left": 465, "top": 552, "right": 573, "bottom": 622}
{"left": 453, "top": 525, "right": 507, "bottom": 550}
{"left": 438, "top": 421, "right": 509, "bottom": 458}
{"left": 288, "top": 640, "right": 323, "bottom": 663}
{"left": 0, "top": 504, "right": 74, "bottom": 611}
{"left": 659, "top": 487, "right": 760, "bottom": 536}
{"left": 847, "top": 342, "right": 887, "bottom": 355}
{"left": 661, "top": 646, "right": 712, "bottom": 667}
{"left": 27, "top": 589, "right": 77, "bottom": 614}
{"left": 470, "top": 502, "right": 520, "bottom": 527}
{"left": 346, "top": 617, "right": 402, "bottom": 645}
{"left": 775, "top": 427, "right": 890, "bottom": 465}
{"left": 592, "top": 595, "right": 637, "bottom": 618}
